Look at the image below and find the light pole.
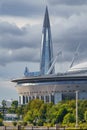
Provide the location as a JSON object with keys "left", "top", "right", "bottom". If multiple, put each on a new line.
{"left": 75, "top": 90, "right": 78, "bottom": 128}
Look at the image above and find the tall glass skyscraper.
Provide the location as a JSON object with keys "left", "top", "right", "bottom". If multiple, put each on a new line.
{"left": 40, "top": 6, "right": 55, "bottom": 75}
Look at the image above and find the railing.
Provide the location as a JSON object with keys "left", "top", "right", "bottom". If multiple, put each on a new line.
{"left": 0, "top": 126, "right": 65, "bottom": 130}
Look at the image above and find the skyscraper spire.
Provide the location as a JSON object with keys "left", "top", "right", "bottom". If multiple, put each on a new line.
{"left": 43, "top": 6, "right": 50, "bottom": 28}
{"left": 40, "top": 6, "right": 55, "bottom": 75}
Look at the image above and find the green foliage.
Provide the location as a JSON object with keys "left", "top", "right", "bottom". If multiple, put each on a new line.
{"left": 1, "top": 100, "right": 6, "bottom": 116}
{"left": 7, "top": 99, "right": 87, "bottom": 127}
{"left": 22, "top": 121, "right": 27, "bottom": 126}
{"left": 24, "top": 99, "right": 47, "bottom": 125}
{"left": 0, "top": 112, "right": 3, "bottom": 119}
{"left": 11, "top": 100, "right": 18, "bottom": 108}
{"left": 63, "top": 113, "right": 75, "bottom": 124}
{"left": 37, "top": 119, "right": 43, "bottom": 126}
{"left": 16, "top": 105, "right": 25, "bottom": 118}
{"left": 7, "top": 100, "right": 18, "bottom": 114}
{"left": 0, "top": 119, "right": 4, "bottom": 126}
{"left": 55, "top": 107, "right": 68, "bottom": 123}
{"left": 24, "top": 110, "right": 34, "bottom": 123}
{"left": 2, "top": 100, "right": 6, "bottom": 108}
{"left": 84, "top": 111, "right": 87, "bottom": 122}
{"left": 12, "top": 121, "right": 17, "bottom": 126}
{"left": 8, "top": 101, "right": 25, "bottom": 120}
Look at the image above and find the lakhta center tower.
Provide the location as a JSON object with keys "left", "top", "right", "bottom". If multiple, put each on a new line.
{"left": 40, "top": 6, "right": 55, "bottom": 75}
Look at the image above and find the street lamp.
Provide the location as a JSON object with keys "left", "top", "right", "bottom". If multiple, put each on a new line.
{"left": 75, "top": 90, "right": 78, "bottom": 128}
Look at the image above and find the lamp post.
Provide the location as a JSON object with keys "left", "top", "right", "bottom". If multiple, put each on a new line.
{"left": 75, "top": 90, "right": 78, "bottom": 128}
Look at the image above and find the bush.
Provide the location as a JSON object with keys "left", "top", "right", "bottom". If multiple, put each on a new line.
{"left": 22, "top": 121, "right": 27, "bottom": 126}
{"left": 37, "top": 119, "right": 43, "bottom": 126}
{"left": 63, "top": 113, "right": 75, "bottom": 124}
{"left": 0, "top": 119, "right": 4, "bottom": 126}
{"left": 12, "top": 121, "right": 17, "bottom": 126}
{"left": 84, "top": 111, "right": 87, "bottom": 122}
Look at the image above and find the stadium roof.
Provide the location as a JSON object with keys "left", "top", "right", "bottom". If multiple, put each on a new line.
{"left": 68, "top": 62, "right": 87, "bottom": 73}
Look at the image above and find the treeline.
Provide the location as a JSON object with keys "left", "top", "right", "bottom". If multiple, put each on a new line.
{"left": 0, "top": 99, "right": 87, "bottom": 127}
{"left": 22, "top": 99, "right": 87, "bottom": 126}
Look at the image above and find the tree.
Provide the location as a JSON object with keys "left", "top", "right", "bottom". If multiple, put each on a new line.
{"left": 0, "top": 112, "right": 3, "bottom": 119}
{"left": 0, "top": 119, "right": 4, "bottom": 126}
{"left": 16, "top": 105, "right": 25, "bottom": 118}
{"left": 11, "top": 100, "right": 18, "bottom": 109}
{"left": 8, "top": 100, "right": 18, "bottom": 114}
{"left": 84, "top": 111, "right": 87, "bottom": 122}
{"left": 24, "top": 99, "right": 44, "bottom": 125}
{"left": 55, "top": 107, "right": 68, "bottom": 123}
{"left": 63, "top": 113, "right": 75, "bottom": 124}
{"left": 2, "top": 100, "right": 6, "bottom": 117}
{"left": 24, "top": 110, "right": 34, "bottom": 123}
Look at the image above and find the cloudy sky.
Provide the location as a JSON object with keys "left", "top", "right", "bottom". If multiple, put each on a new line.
{"left": 0, "top": 0, "right": 87, "bottom": 102}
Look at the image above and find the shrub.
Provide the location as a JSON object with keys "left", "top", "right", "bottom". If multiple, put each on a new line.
{"left": 12, "top": 121, "right": 17, "bottom": 126}
{"left": 63, "top": 113, "right": 75, "bottom": 124}
{"left": 84, "top": 111, "right": 87, "bottom": 122}
{"left": 0, "top": 119, "right": 4, "bottom": 126}
{"left": 22, "top": 121, "right": 27, "bottom": 126}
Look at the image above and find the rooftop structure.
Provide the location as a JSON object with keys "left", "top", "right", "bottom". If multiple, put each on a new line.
{"left": 68, "top": 62, "right": 87, "bottom": 74}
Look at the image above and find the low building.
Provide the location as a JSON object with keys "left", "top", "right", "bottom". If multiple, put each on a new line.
{"left": 4, "top": 114, "right": 18, "bottom": 121}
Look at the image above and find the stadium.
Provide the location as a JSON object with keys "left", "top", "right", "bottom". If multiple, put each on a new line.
{"left": 12, "top": 7, "right": 87, "bottom": 105}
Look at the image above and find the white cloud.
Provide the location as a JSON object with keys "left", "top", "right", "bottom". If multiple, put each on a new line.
{"left": 0, "top": 78, "right": 18, "bottom": 101}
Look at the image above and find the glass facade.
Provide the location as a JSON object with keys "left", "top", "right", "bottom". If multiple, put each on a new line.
{"left": 40, "top": 6, "right": 55, "bottom": 75}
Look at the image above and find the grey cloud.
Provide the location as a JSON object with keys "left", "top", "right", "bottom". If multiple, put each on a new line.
{"left": 0, "top": 12, "right": 87, "bottom": 66}
{"left": 0, "top": 22, "right": 24, "bottom": 35}
{"left": 0, "top": 22, "right": 41, "bottom": 49}
{"left": 48, "top": 0, "right": 87, "bottom": 6}
{"left": 0, "top": 47, "right": 40, "bottom": 66}
{"left": 0, "top": 0, "right": 44, "bottom": 17}
{"left": 0, "top": 0, "right": 86, "bottom": 20}
{"left": 0, "top": 2, "right": 87, "bottom": 67}
{"left": 49, "top": 5, "right": 87, "bottom": 18}
{"left": 51, "top": 13, "right": 87, "bottom": 63}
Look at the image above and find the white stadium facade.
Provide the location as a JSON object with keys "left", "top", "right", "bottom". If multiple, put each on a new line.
{"left": 12, "top": 7, "right": 87, "bottom": 105}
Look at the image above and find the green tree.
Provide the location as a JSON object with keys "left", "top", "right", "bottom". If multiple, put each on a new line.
{"left": 55, "top": 107, "right": 68, "bottom": 123}
{"left": 16, "top": 105, "right": 25, "bottom": 119}
{"left": 11, "top": 100, "right": 18, "bottom": 109}
{"left": 63, "top": 113, "right": 75, "bottom": 124}
{"left": 39, "top": 103, "right": 47, "bottom": 123}
{"left": 24, "top": 110, "right": 34, "bottom": 123}
{"left": 2, "top": 100, "right": 6, "bottom": 117}
{"left": 0, "top": 112, "right": 3, "bottom": 119}
{"left": 8, "top": 100, "right": 18, "bottom": 114}
{"left": 12, "top": 121, "right": 17, "bottom": 126}
{"left": 0, "top": 119, "right": 4, "bottom": 126}
{"left": 22, "top": 99, "right": 87, "bottom": 126}
{"left": 24, "top": 99, "right": 44, "bottom": 125}
{"left": 84, "top": 111, "right": 87, "bottom": 122}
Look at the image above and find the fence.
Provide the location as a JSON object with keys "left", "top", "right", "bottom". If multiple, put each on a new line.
{"left": 0, "top": 126, "right": 65, "bottom": 130}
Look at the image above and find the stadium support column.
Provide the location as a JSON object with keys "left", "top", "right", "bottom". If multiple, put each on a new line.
{"left": 54, "top": 92, "right": 62, "bottom": 104}
{"left": 39, "top": 95, "right": 41, "bottom": 100}
{"left": 21, "top": 95, "right": 23, "bottom": 105}
{"left": 49, "top": 94, "right": 51, "bottom": 102}
{"left": 44, "top": 95, "right": 46, "bottom": 103}
{"left": 18, "top": 95, "right": 21, "bottom": 105}
{"left": 28, "top": 96, "right": 30, "bottom": 102}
